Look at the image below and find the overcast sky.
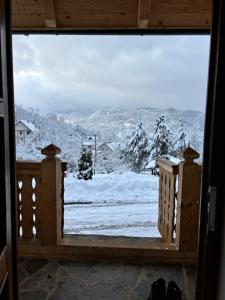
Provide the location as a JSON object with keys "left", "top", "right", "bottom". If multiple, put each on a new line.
{"left": 12, "top": 35, "right": 210, "bottom": 113}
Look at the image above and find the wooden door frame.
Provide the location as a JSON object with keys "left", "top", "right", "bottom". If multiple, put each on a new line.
{"left": 0, "top": 0, "right": 18, "bottom": 298}
{"left": 6, "top": 0, "right": 18, "bottom": 295}
{"left": 196, "top": 0, "right": 225, "bottom": 299}
{"left": 8, "top": 0, "right": 225, "bottom": 297}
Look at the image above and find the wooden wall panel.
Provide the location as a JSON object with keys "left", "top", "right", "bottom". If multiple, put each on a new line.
{"left": 12, "top": 14, "right": 45, "bottom": 29}
{"left": 149, "top": 13, "right": 211, "bottom": 28}
{"left": 12, "top": 0, "right": 42, "bottom": 14}
{"left": 151, "top": 0, "right": 211, "bottom": 14}
{"left": 54, "top": 0, "right": 137, "bottom": 14}
{"left": 56, "top": 13, "right": 137, "bottom": 28}
{"left": 12, "top": 1, "right": 211, "bottom": 35}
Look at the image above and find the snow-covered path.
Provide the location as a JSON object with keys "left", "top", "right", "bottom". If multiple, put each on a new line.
{"left": 64, "top": 172, "right": 160, "bottom": 237}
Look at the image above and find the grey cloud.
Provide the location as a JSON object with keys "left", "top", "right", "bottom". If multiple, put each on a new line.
{"left": 13, "top": 35, "right": 210, "bottom": 113}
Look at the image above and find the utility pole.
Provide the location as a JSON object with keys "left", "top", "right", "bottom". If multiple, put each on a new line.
{"left": 94, "top": 134, "right": 97, "bottom": 174}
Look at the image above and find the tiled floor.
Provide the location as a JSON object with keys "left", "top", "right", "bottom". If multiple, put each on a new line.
{"left": 19, "top": 258, "right": 196, "bottom": 300}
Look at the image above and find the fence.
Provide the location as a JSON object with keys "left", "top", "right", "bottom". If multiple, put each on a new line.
{"left": 16, "top": 144, "right": 67, "bottom": 245}
{"left": 16, "top": 144, "right": 201, "bottom": 254}
{"left": 158, "top": 147, "right": 202, "bottom": 251}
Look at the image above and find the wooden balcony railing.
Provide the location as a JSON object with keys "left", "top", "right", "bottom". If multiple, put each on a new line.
{"left": 15, "top": 144, "right": 201, "bottom": 264}
{"left": 158, "top": 147, "right": 202, "bottom": 251}
{"left": 158, "top": 157, "right": 178, "bottom": 244}
{"left": 16, "top": 144, "right": 67, "bottom": 245}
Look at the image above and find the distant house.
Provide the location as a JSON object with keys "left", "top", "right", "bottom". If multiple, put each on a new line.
{"left": 97, "top": 142, "right": 120, "bottom": 159}
{"left": 82, "top": 141, "right": 95, "bottom": 150}
{"left": 82, "top": 136, "right": 97, "bottom": 151}
{"left": 15, "top": 120, "right": 35, "bottom": 143}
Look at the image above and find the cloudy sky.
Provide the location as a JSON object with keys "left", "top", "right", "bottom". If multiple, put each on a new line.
{"left": 12, "top": 34, "right": 210, "bottom": 113}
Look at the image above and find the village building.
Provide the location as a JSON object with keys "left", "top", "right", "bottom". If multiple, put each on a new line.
{"left": 15, "top": 120, "right": 35, "bottom": 143}
{"left": 97, "top": 142, "right": 120, "bottom": 159}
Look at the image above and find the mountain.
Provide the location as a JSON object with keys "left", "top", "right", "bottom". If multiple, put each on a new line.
{"left": 15, "top": 105, "right": 204, "bottom": 171}
{"left": 57, "top": 106, "right": 204, "bottom": 153}
{"left": 15, "top": 105, "right": 88, "bottom": 167}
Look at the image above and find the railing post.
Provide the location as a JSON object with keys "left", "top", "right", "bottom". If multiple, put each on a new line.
{"left": 175, "top": 147, "right": 202, "bottom": 251}
{"left": 39, "top": 144, "right": 63, "bottom": 245}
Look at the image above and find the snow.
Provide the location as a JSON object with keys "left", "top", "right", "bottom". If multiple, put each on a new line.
{"left": 19, "top": 120, "right": 36, "bottom": 132}
{"left": 64, "top": 172, "right": 160, "bottom": 237}
{"left": 14, "top": 104, "right": 204, "bottom": 237}
{"left": 104, "top": 142, "right": 120, "bottom": 152}
{"left": 64, "top": 171, "right": 158, "bottom": 204}
{"left": 168, "top": 156, "right": 181, "bottom": 164}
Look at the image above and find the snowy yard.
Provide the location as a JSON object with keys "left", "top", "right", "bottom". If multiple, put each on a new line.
{"left": 64, "top": 172, "right": 160, "bottom": 237}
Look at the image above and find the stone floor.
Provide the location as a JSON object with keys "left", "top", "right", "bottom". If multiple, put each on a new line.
{"left": 19, "top": 258, "right": 196, "bottom": 300}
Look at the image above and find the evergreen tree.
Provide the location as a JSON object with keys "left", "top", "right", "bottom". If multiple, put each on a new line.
{"left": 150, "top": 116, "right": 172, "bottom": 175}
{"left": 77, "top": 147, "right": 93, "bottom": 180}
{"left": 122, "top": 121, "right": 150, "bottom": 173}
{"left": 174, "top": 118, "right": 187, "bottom": 157}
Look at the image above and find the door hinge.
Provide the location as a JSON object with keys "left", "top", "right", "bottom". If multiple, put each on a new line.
{"left": 208, "top": 186, "right": 217, "bottom": 232}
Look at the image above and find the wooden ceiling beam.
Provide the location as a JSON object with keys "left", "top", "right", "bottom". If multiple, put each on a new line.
{"left": 138, "top": 0, "right": 152, "bottom": 28}
{"left": 40, "top": 0, "right": 57, "bottom": 28}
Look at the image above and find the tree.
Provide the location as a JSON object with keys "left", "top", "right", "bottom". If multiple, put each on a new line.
{"left": 173, "top": 118, "right": 187, "bottom": 157}
{"left": 150, "top": 116, "right": 172, "bottom": 175}
{"left": 122, "top": 121, "right": 150, "bottom": 173}
{"left": 77, "top": 147, "right": 93, "bottom": 180}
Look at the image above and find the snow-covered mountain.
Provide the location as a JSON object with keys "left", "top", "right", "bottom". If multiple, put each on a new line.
{"left": 15, "top": 105, "right": 88, "bottom": 167}
{"left": 57, "top": 106, "right": 205, "bottom": 152}
{"left": 15, "top": 105, "right": 205, "bottom": 171}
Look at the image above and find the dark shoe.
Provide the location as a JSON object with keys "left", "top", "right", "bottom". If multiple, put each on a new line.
{"left": 148, "top": 278, "right": 166, "bottom": 300}
{"left": 166, "top": 281, "right": 182, "bottom": 300}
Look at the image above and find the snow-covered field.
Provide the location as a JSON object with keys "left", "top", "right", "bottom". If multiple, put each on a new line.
{"left": 64, "top": 172, "right": 160, "bottom": 237}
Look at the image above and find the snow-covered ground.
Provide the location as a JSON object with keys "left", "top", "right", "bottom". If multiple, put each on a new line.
{"left": 64, "top": 172, "right": 160, "bottom": 237}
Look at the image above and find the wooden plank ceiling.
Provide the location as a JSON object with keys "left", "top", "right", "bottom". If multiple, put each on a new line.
{"left": 12, "top": 0, "right": 212, "bottom": 32}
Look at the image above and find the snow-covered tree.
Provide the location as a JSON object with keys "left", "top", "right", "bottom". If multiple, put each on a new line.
{"left": 173, "top": 118, "right": 187, "bottom": 157}
{"left": 122, "top": 121, "right": 150, "bottom": 173}
{"left": 77, "top": 147, "right": 93, "bottom": 180}
{"left": 15, "top": 105, "right": 88, "bottom": 170}
{"left": 150, "top": 116, "right": 172, "bottom": 175}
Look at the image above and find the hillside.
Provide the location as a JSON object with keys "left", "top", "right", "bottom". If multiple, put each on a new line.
{"left": 15, "top": 105, "right": 204, "bottom": 171}
{"left": 15, "top": 105, "right": 88, "bottom": 167}
{"left": 57, "top": 106, "right": 204, "bottom": 153}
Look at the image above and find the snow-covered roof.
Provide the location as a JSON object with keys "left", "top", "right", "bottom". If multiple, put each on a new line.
{"left": 15, "top": 120, "right": 36, "bottom": 132}
{"left": 83, "top": 141, "right": 94, "bottom": 146}
{"left": 107, "top": 142, "right": 120, "bottom": 151}
{"left": 98, "top": 142, "right": 120, "bottom": 151}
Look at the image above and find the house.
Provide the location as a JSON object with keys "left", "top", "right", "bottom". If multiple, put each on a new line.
{"left": 15, "top": 120, "right": 35, "bottom": 143}
{"left": 97, "top": 142, "right": 120, "bottom": 159}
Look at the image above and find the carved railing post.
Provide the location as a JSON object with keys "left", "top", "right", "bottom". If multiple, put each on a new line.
{"left": 39, "top": 144, "right": 63, "bottom": 245}
{"left": 175, "top": 147, "right": 202, "bottom": 251}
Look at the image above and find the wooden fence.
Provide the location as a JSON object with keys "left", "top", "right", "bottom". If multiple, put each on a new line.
{"left": 16, "top": 144, "right": 67, "bottom": 245}
{"left": 157, "top": 147, "right": 202, "bottom": 251}
{"left": 158, "top": 158, "right": 178, "bottom": 244}
{"left": 16, "top": 144, "right": 201, "bottom": 257}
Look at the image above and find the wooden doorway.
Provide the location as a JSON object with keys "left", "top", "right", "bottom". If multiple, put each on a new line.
{"left": 196, "top": 0, "right": 225, "bottom": 299}
{"left": 2, "top": 0, "right": 225, "bottom": 299}
{"left": 0, "top": 0, "right": 18, "bottom": 299}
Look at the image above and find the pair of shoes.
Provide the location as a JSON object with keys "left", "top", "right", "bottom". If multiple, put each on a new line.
{"left": 148, "top": 278, "right": 182, "bottom": 300}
